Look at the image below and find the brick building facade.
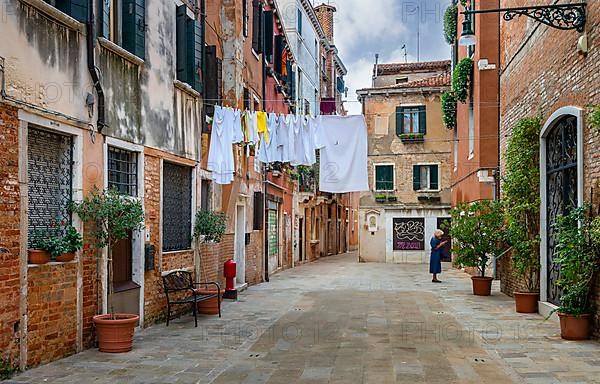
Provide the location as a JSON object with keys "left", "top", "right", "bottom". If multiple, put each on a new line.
{"left": 494, "top": 1, "right": 600, "bottom": 335}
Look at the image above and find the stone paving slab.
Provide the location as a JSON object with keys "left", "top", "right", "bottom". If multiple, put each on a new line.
{"left": 4, "top": 252, "right": 600, "bottom": 383}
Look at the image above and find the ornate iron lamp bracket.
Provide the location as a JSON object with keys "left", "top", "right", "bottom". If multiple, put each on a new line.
{"left": 463, "top": 3, "right": 587, "bottom": 33}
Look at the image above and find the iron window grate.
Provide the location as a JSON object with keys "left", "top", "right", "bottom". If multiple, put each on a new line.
{"left": 162, "top": 162, "right": 192, "bottom": 251}
{"left": 27, "top": 126, "right": 73, "bottom": 248}
{"left": 108, "top": 146, "right": 138, "bottom": 197}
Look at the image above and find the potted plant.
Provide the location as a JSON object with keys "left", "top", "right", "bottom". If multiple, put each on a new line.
{"left": 450, "top": 200, "right": 505, "bottom": 296}
{"left": 71, "top": 188, "right": 144, "bottom": 352}
{"left": 503, "top": 117, "right": 541, "bottom": 313}
{"left": 56, "top": 225, "right": 83, "bottom": 262}
{"left": 28, "top": 233, "right": 51, "bottom": 265}
{"left": 375, "top": 194, "right": 386, "bottom": 203}
{"left": 193, "top": 210, "right": 227, "bottom": 315}
{"left": 552, "top": 205, "right": 600, "bottom": 340}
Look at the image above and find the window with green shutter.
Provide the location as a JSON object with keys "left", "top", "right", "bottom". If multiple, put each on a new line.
{"left": 375, "top": 165, "right": 394, "bottom": 191}
{"left": 122, "top": 0, "right": 146, "bottom": 59}
{"left": 252, "top": 0, "right": 263, "bottom": 53}
{"left": 264, "top": 10, "right": 274, "bottom": 63}
{"left": 52, "top": 0, "right": 88, "bottom": 23}
{"left": 176, "top": 5, "right": 203, "bottom": 92}
{"left": 297, "top": 8, "right": 303, "bottom": 36}
{"left": 413, "top": 164, "right": 440, "bottom": 191}
{"left": 397, "top": 106, "right": 426, "bottom": 135}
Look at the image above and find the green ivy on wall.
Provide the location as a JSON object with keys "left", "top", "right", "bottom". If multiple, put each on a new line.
{"left": 502, "top": 117, "right": 542, "bottom": 293}
{"left": 441, "top": 91, "right": 457, "bottom": 130}
{"left": 444, "top": 5, "right": 458, "bottom": 45}
{"left": 590, "top": 105, "right": 600, "bottom": 129}
{"left": 452, "top": 57, "right": 473, "bottom": 103}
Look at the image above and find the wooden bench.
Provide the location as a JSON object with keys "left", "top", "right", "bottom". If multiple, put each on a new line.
{"left": 162, "top": 270, "right": 221, "bottom": 327}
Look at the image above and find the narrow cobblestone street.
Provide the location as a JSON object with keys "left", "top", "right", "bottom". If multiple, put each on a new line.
{"left": 4, "top": 253, "right": 599, "bottom": 384}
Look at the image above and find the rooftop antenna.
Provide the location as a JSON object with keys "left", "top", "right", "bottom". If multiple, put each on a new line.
{"left": 401, "top": 44, "right": 407, "bottom": 63}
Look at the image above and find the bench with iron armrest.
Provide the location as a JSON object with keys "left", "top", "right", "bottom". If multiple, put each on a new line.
{"left": 162, "top": 270, "right": 221, "bottom": 327}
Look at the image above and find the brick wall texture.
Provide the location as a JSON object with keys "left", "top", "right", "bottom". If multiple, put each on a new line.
{"left": 0, "top": 103, "right": 21, "bottom": 365}
{"left": 498, "top": 1, "right": 600, "bottom": 336}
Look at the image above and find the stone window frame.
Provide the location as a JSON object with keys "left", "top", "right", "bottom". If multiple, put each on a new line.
{"left": 373, "top": 163, "right": 395, "bottom": 192}
{"left": 103, "top": 137, "right": 146, "bottom": 316}
{"left": 414, "top": 162, "right": 441, "bottom": 192}
{"left": 19, "top": 111, "right": 84, "bottom": 265}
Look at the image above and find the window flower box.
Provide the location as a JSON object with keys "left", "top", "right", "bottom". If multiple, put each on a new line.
{"left": 399, "top": 133, "right": 425, "bottom": 143}
{"left": 375, "top": 194, "right": 387, "bottom": 203}
{"left": 387, "top": 196, "right": 398, "bottom": 203}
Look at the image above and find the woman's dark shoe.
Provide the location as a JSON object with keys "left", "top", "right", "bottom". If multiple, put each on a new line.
{"left": 432, "top": 279, "right": 442, "bottom": 283}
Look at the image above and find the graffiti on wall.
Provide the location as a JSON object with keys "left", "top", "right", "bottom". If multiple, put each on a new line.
{"left": 392, "top": 218, "right": 425, "bottom": 251}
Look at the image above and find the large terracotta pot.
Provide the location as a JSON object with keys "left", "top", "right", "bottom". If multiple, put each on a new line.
{"left": 514, "top": 292, "right": 539, "bottom": 313}
{"left": 195, "top": 289, "right": 221, "bottom": 315}
{"left": 28, "top": 249, "right": 50, "bottom": 264}
{"left": 471, "top": 276, "right": 493, "bottom": 296}
{"left": 93, "top": 314, "right": 139, "bottom": 353}
{"left": 558, "top": 313, "right": 592, "bottom": 340}
{"left": 56, "top": 252, "right": 75, "bottom": 262}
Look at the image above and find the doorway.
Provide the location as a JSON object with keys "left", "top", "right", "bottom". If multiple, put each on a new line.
{"left": 235, "top": 205, "right": 246, "bottom": 286}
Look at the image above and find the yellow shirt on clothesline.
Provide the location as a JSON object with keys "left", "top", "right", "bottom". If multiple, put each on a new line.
{"left": 257, "top": 111, "right": 269, "bottom": 143}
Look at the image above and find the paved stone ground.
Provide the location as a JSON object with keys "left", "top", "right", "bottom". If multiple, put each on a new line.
{"left": 5, "top": 252, "right": 600, "bottom": 384}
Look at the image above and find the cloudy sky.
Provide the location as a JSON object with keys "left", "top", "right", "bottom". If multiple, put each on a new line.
{"left": 324, "top": 0, "right": 452, "bottom": 114}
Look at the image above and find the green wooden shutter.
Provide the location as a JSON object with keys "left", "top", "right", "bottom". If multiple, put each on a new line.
{"left": 100, "top": 0, "right": 110, "bottom": 38}
{"left": 429, "top": 165, "right": 439, "bottom": 190}
{"left": 122, "top": 0, "right": 146, "bottom": 59}
{"left": 413, "top": 165, "right": 421, "bottom": 191}
{"left": 252, "top": 0, "right": 261, "bottom": 52}
{"left": 176, "top": 5, "right": 188, "bottom": 83}
{"left": 263, "top": 11, "right": 274, "bottom": 63}
{"left": 418, "top": 105, "right": 427, "bottom": 134}
{"left": 297, "top": 9, "right": 302, "bottom": 35}
{"left": 204, "top": 45, "right": 217, "bottom": 117}
{"left": 192, "top": 19, "right": 203, "bottom": 93}
{"left": 274, "top": 36, "right": 283, "bottom": 74}
{"left": 56, "top": 0, "right": 88, "bottom": 23}
{"left": 396, "top": 107, "right": 404, "bottom": 136}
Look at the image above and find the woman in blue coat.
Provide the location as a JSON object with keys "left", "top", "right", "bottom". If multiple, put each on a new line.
{"left": 430, "top": 229, "right": 448, "bottom": 283}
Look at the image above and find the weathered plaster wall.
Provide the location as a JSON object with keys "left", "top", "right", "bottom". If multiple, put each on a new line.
{"left": 1, "top": 1, "right": 92, "bottom": 122}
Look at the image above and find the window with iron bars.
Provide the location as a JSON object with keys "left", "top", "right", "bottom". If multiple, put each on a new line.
{"left": 27, "top": 126, "right": 73, "bottom": 248}
{"left": 108, "top": 146, "right": 138, "bottom": 196}
{"left": 162, "top": 162, "right": 192, "bottom": 251}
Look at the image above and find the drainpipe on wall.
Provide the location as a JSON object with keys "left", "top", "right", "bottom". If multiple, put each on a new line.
{"left": 87, "top": 0, "right": 106, "bottom": 134}
{"left": 200, "top": 0, "right": 206, "bottom": 134}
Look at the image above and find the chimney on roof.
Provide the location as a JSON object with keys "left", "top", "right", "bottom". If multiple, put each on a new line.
{"left": 314, "top": 3, "right": 336, "bottom": 42}
{"left": 373, "top": 53, "right": 379, "bottom": 87}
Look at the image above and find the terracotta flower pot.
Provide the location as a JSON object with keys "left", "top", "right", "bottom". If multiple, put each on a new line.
{"left": 56, "top": 252, "right": 75, "bottom": 262}
{"left": 93, "top": 314, "right": 139, "bottom": 353}
{"left": 28, "top": 249, "right": 50, "bottom": 264}
{"left": 558, "top": 313, "right": 592, "bottom": 340}
{"left": 471, "top": 276, "right": 493, "bottom": 296}
{"left": 514, "top": 292, "right": 539, "bottom": 313}
{"left": 194, "top": 289, "right": 221, "bottom": 315}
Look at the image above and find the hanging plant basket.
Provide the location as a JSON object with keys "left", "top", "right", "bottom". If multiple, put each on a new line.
{"left": 441, "top": 91, "right": 457, "bottom": 130}
{"left": 452, "top": 57, "right": 473, "bottom": 103}
{"left": 443, "top": 5, "right": 458, "bottom": 44}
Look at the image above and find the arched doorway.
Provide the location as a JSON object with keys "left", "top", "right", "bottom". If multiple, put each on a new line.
{"left": 540, "top": 107, "right": 583, "bottom": 309}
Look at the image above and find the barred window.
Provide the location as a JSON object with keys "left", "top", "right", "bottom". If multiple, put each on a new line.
{"left": 27, "top": 126, "right": 73, "bottom": 248}
{"left": 108, "top": 146, "right": 138, "bottom": 196}
{"left": 162, "top": 163, "right": 192, "bottom": 251}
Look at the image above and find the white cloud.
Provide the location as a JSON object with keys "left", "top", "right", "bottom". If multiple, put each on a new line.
{"left": 326, "top": 0, "right": 451, "bottom": 115}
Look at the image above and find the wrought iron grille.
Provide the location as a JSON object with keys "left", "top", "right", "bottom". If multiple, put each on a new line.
{"left": 545, "top": 115, "right": 578, "bottom": 306}
{"left": 162, "top": 162, "right": 192, "bottom": 251}
{"left": 27, "top": 126, "right": 73, "bottom": 248}
{"left": 108, "top": 146, "right": 138, "bottom": 196}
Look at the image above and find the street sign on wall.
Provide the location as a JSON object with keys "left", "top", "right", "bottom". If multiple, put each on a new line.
{"left": 392, "top": 218, "right": 425, "bottom": 251}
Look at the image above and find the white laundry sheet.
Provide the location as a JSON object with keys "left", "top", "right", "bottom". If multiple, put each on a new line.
{"left": 315, "top": 115, "right": 369, "bottom": 193}
{"left": 207, "top": 106, "right": 235, "bottom": 184}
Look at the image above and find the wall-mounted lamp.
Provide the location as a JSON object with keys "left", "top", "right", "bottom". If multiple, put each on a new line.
{"left": 459, "top": 2, "right": 587, "bottom": 47}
